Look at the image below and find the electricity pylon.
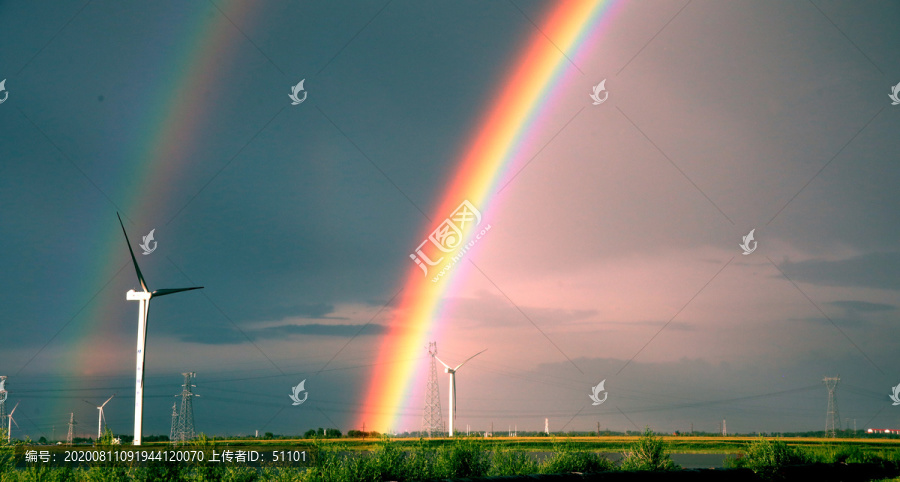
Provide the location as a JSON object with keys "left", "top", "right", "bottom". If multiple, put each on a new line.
{"left": 173, "top": 372, "right": 197, "bottom": 443}
{"left": 824, "top": 376, "right": 841, "bottom": 438}
{"left": 169, "top": 403, "right": 178, "bottom": 444}
{"left": 422, "top": 342, "right": 443, "bottom": 437}
{"left": 0, "top": 376, "right": 7, "bottom": 434}
{"left": 66, "top": 413, "right": 76, "bottom": 446}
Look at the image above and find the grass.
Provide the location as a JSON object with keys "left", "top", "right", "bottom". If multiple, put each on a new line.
{"left": 1, "top": 432, "right": 899, "bottom": 481}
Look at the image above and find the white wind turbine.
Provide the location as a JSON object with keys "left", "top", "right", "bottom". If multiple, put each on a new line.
{"left": 84, "top": 394, "right": 115, "bottom": 439}
{"left": 117, "top": 213, "right": 202, "bottom": 446}
{"left": 6, "top": 402, "right": 18, "bottom": 443}
{"left": 435, "top": 349, "right": 486, "bottom": 436}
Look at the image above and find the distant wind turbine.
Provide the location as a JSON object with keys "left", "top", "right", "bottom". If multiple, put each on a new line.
{"left": 7, "top": 402, "right": 18, "bottom": 443}
{"left": 118, "top": 213, "right": 202, "bottom": 446}
{"left": 84, "top": 394, "right": 115, "bottom": 439}
{"left": 435, "top": 349, "right": 486, "bottom": 437}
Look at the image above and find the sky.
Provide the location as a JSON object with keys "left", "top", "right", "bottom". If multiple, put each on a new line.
{"left": 0, "top": 0, "right": 899, "bottom": 441}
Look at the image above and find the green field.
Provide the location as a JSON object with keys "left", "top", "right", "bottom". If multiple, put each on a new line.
{"left": 3, "top": 433, "right": 900, "bottom": 481}
{"left": 199, "top": 434, "right": 900, "bottom": 454}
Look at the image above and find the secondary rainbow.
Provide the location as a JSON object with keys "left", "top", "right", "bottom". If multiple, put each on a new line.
{"left": 359, "top": 0, "right": 618, "bottom": 432}
{"left": 51, "top": 0, "right": 254, "bottom": 425}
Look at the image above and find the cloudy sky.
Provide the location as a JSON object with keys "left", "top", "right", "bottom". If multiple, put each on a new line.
{"left": 1, "top": 0, "right": 899, "bottom": 441}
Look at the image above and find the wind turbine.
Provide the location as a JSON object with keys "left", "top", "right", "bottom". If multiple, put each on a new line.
{"left": 7, "top": 402, "right": 18, "bottom": 443}
{"left": 117, "top": 213, "right": 202, "bottom": 445}
{"left": 84, "top": 394, "right": 115, "bottom": 439}
{"left": 435, "top": 349, "right": 486, "bottom": 436}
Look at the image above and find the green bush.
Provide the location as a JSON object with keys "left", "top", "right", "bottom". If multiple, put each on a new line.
{"left": 619, "top": 427, "right": 678, "bottom": 471}
{"left": 538, "top": 439, "right": 614, "bottom": 474}
{"left": 730, "top": 437, "right": 810, "bottom": 479}
{"left": 489, "top": 448, "right": 538, "bottom": 476}
{"left": 434, "top": 438, "right": 490, "bottom": 479}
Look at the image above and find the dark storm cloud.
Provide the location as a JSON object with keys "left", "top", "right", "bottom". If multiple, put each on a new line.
{"left": 828, "top": 300, "right": 896, "bottom": 312}
{"left": 254, "top": 323, "right": 387, "bottom": 338}
{"left": 179, "top": 322, "right": 386, "bottom": 345}
{"left": 252, "top": 303, "right": 339, "bottom": 321}
{"left": 777, "top": 253, "right": 900, "bottom": 290}
{"left": 788, "top": 316, "right": 869, "bottom": 328}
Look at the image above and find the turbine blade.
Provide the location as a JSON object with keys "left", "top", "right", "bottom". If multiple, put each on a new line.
{"left": 152, "top": 287, "right": 203, "bottom": 297}
{"left": 454, "top": 349, "right": 487, "bottom": 370}
{"left": 434, "top": 356, "right": 451, "bottom": 370}
{"left": 83, "top": 399, "right": 96, "bottom": 408}
{"left": 9, "top": 416, "right": 17, "bottom": 428}
{"left": 102, "top": 394, "right": 115, "bottom": 407}
{"left": 101, "top": 408, "right": 107, "bottom": 425}
{"left": 9, "top": 402, "right": 18, "bottom": 415}
{"left": 117, "top": 213, "right": 149, "bottom": 292}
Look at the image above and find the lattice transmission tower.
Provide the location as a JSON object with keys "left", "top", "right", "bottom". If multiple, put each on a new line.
{"left": 0, "top": 376, "right": 8, "bottom": 434}
{"left": 422, "top": 342, "right": 444, "bottom": 437}
{"left": 173, "top": 372, "right": 198, "bottom": 443}
{"left": 824, "top": 376, "right": 841, "bottom": 438}
{"left": 66, "top": 413, "right": 76, "bottom": 445}
{"left": 169, "top": 403, "right": 179, "bottom": 444}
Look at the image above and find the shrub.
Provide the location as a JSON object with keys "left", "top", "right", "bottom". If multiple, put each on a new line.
{"left": 620, "top": 427, "right": 678, "bottom": 471}
{"left": 538, "top": 439, "right": 614, "bottom": 474}
{"left": 730, "top": 437, "right": 810, "bottom": 479}
{"left": 435, "top": 438, "right": 490, "bottom": 478}
{"left": 489, "top": 448, "right": 538, "bottom": 476}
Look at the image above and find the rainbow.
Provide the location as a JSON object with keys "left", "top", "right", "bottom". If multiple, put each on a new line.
{"left": 59, "top": 0, "right": 253, "bottom": 391}
{"left": 360, "top": 0, "right": 618, "bottom": 432}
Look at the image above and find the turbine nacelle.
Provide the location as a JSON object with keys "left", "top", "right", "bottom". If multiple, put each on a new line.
{"left": 126, "top": 290, "right": 152, "bottom": 301}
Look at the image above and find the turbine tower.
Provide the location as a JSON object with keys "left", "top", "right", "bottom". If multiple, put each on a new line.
{"left": 435, "top": 349, "right": 486, "bottom": 437}
{"left": 6, "top": 402, "right": 18, "bottom": 443}
{"left": 174, "top": 372, "right": 198, "bottom": 443}
{"left": 824, "top": 376, "right": 841, "bottom": 437}
{"left": 84, "top": 394, "right": 115, "bottom": 439}
{"left": 422, "top": 342, "right": 443, "bottom": 437}
{"left": 117, "top": 213, "right": 203, "bottom": 445}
